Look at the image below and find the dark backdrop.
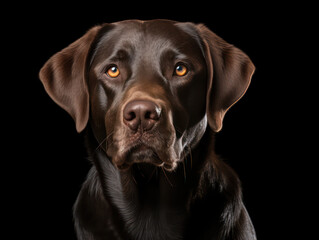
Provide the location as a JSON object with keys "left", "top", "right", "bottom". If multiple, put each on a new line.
{"left": 5, "top": 3, "right": 308, "bottom": 240}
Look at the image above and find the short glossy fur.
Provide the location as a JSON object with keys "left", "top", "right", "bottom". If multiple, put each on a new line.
{"left": 40, "top": 20, "right": 256, "bottom": 240}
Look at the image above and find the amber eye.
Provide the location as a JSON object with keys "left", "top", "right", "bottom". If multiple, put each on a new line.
{"left": 174, "top": 64, "right": 188, "bottom": 76}
{"left": 106, "top": 65, "right": 120, "bottom": 78}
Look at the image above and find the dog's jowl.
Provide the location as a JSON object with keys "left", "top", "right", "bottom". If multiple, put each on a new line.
{"left": 40, "top": 20, "right": 256, "bottom": 240}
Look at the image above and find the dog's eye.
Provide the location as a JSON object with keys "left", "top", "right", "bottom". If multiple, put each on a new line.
{"left": 174, "top": 64, "right": 188, "bottom": 76}
{"left": 106, "top": 65, "right": 120, "bottom": 78}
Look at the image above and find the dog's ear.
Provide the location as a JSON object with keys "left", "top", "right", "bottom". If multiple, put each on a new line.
{"left": 197, "top": 24, "right": 255, "bottom": 132}
{"left": 39, "top": 25, "right": 103, "bottom": 132}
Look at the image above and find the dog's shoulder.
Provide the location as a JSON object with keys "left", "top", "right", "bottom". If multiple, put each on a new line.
{"left": 73, "top": 167, "right": 126, "bottom": 239}
{"left": 190, "top": 154, "right": 256, "bottom": 240}
{"left": 194, "top": 151, "right": 241, "bottom": 199}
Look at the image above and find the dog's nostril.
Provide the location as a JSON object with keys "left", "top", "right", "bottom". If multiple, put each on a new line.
{"left": 125, "top": 111, "right": 136, "bottom": 121}
{"left": 145, "top": 110, "right": 157, "bottom": 120}
{"left": 123, "top": 100, "right": 161, "bottom": 131}
{"left": 144, "top": 111, "right": 151, "bottom": 119}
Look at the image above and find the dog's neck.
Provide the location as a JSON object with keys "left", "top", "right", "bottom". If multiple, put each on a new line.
{"left": 85, "top": 127, "right": 213, "bottom": 240}
{"left": 106, "top": 162, "right": 190, "bottom": 239}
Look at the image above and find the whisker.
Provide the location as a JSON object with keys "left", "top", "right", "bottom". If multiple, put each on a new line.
{"left": 187, "top": 144, "right": 193, "bottom": 169}
{"left": 147, "top": 166, "right": 158, "bottom": 183}
{"left": 132, "top": 175, "right": 137, "bottom": 185}
{"left": 95, "top": 137, "right": 107, "bottom": 151}
{"left": 95, "top": 131, "right": 115, "bottom": 151}
{"left": 161, "top": 167, "right": 173, "bottom": 188}
{"left": 174, "top": 127, "right": 184, "bottom": 137}
{"left": 182, "top": 160, "right": 186, "bottom": 182}
{"left": 137, "top": 164, "right": 146, "bottom": 178}
{"left": 106, "top": 131, "right": 115, "bottom": 140}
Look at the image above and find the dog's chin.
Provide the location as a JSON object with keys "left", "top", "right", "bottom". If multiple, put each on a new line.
{"left": 114, "top": 144, "right": 177, "bottom": 171}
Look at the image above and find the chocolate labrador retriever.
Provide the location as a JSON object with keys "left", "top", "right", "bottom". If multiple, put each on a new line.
{"left": 39, "top": 20, "right": 256, "bottom": 240}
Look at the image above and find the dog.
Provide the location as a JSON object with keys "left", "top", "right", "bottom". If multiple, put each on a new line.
{"left": 39, "top": 19, "right": 256, "bottom": 240}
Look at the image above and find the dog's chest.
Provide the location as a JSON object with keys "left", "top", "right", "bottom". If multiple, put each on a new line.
{"left": 126, "top": 204, "right": 186, "bottom": 240}
{"left": 104, "top": 162, "right": 187, "bottom": 240}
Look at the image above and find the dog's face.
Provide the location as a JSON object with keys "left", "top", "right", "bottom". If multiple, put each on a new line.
{"left": 89, "top": 21, "right": 207, "bottom": 170}
{"left": 40, "top": 20, "right": 254, "bottom": 171}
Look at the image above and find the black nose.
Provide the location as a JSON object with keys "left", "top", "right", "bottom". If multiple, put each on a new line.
{"left": 123, "top": 100, "right": 161, "bottom": 131}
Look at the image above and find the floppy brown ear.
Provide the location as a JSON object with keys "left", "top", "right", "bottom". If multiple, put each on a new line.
{"left": 39, "top": 26, "right": 102, "bottom": 132}
{"left": 197, "top": 24, "right": 255, "bottom": 132}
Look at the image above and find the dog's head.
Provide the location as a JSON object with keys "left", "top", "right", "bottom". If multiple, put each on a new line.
{"left": 40, "top": 20, "right": 254, "bottom": 171}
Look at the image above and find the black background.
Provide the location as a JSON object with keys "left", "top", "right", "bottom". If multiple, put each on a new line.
{"left": 5, "top": 2, "right": 311, "bottom": 240}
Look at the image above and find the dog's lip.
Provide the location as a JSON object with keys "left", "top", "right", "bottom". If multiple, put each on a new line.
{"left": 115, "top": 142, "right": 175, "bottom": 170}
{"left": 133, "top": 143, "right": 151, "bottom": 152}
{"left": 129, "top": 143, "right": 163, "bottom": 164}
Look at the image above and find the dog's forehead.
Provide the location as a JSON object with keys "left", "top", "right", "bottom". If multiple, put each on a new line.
{"left": 95, "top": 20, "right": 202, "bottom": 59}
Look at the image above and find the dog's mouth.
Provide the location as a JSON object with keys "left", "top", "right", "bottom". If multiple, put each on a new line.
{"left": 113, "top": 141, "right": 176, "bottom": 171}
